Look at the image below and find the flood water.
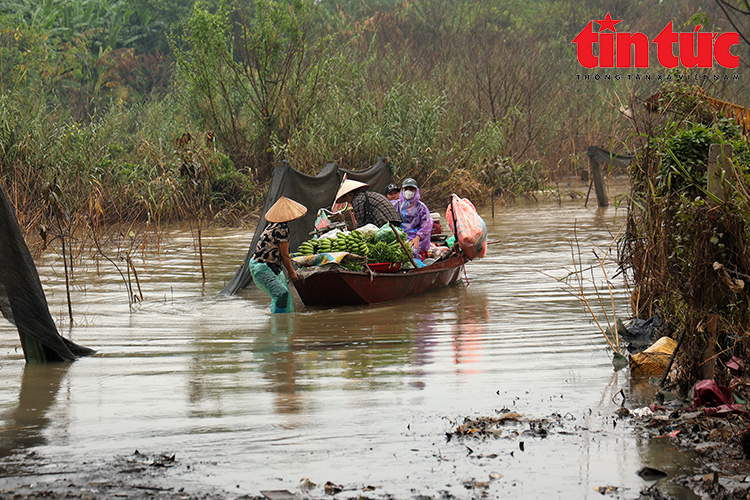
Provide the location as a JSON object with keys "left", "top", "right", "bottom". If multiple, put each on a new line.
{"left": 0, "top": 184, "right": 698, "bottom": 499}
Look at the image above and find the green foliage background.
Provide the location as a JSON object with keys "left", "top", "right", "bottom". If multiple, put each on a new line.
{"left": 0, "top": 0, "right": 748, "bottom": 229}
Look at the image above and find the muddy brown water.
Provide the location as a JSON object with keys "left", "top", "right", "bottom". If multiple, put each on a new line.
{"left": 1, "top": 186, "right": 699, "bottom": 499}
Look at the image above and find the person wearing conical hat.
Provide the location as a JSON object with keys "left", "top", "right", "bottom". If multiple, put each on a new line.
{"left": 249, "top": 196, "right": 307, "bottom": 313}
{"left": 335, "top": 179, "right": 402, "bottom": 229}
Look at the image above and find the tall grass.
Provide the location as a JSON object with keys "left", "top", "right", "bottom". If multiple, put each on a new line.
{"left": 5, "top": 0, "right": 747, "bottom": 235}
{"left": 0, "top": 89, "right": 259, "bottom": 232}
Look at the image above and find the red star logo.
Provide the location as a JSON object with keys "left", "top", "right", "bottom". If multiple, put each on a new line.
{"left": 595, "top": 12, "right": 622, "bottom": 32}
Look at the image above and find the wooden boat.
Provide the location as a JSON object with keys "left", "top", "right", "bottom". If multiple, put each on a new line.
{"left": 292, "top": 253, "right": 467, "bottom": 306}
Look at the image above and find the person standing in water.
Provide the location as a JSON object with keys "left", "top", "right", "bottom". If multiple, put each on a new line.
{"left": 249, "top": 196, "right": 307, "bottom": 313}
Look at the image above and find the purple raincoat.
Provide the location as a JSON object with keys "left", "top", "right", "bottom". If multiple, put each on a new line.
{"left": 395, "top": 187, "right": 432, "bottom": 254}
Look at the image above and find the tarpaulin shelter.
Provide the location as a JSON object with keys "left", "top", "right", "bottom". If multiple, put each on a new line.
{"left": 0, "top": 186, "right": 95, "bottom": 363}
{"left": 220, "top": 158, "right": 394, "bottom": 295}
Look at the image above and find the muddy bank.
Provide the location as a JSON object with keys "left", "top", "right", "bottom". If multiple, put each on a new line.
{"left": 0, "top": 402, "right": 714, "bottom": 500}
{"left": 626, "top": 398, "right": 750, "bottom": 500}
{"left": 445, "top": 395, "right": 750, "bottom": 500}
{"left": 5, "top": 392, "right": 750, "bottom": 500}
{"left": 0, "top": 451, "right": 243, "bottom": 500}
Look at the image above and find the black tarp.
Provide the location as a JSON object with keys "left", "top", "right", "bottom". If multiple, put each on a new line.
{"left": 220, "top": 158, "right": 394, "bottom": 295}
{"left": 0, "top": 185, "right": 95, "bottom": 362}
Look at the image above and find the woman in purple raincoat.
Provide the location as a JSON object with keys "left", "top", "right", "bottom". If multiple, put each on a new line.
{"left": 395, "top": 178, "right": 432, "bottom": 260}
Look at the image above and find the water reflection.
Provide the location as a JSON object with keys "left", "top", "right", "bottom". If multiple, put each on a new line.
{"left": 255, "top": 314, "right": 300, "bottom": 415}
{"left": 0, "top": 188, "right": 706, "bottom": 497}
{"left": 450, "top": 289, "right": 489, "bottom": 372}
{"left": 185, "top": 284, "right": 495, "bottom": 419}
{"left": 0, "top": 364, "right": 69, "bottom": 474}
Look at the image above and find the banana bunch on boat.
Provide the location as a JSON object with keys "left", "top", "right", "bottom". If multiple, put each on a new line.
{"left": 367, "top": 240, "right": 409, "bottom": 264}
{"left": 297, "top": 230, "right": 369, "bottom": 256}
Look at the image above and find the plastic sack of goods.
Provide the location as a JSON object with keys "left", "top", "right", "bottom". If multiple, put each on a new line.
{"left": 446, "top": 194, "right": 487, "bottom": 260}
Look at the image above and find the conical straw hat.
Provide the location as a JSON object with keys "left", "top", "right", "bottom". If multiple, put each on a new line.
{"left": 335, "top": 179, "right": 369, "bottom": 202}
{"left": 264, "top": 196, "right": 308, "bottom": 223}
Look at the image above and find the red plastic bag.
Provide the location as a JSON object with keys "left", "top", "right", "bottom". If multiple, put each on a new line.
{"left": 692, "top": 379, "right": 731, "bottom": 408}
{"left": 315, "top": 209, "right": 331, "bottom": 230}
{"left": 446, "top": 194, "right": 487, "bottom": 260}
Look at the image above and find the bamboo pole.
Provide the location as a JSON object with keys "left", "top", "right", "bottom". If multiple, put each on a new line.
{"left": 389, "top": 223, "right": 418, "bottom": 269}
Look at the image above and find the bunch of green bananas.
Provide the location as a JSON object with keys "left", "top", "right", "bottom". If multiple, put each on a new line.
{"left": 296, "top": 230, "right": 369, "bottom": 256}
{"left": 367, "top": 240, "right": 409, "bottom": 263}
{"left": 296, "top": 239, "right": 319, "bottom": 255}
{"left": 343, "top": 230, "right": 368, "bottom": 255}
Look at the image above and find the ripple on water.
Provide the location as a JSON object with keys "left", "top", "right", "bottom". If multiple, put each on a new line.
{"left": 0, "top": 193, "right": 698, "bottom": 498}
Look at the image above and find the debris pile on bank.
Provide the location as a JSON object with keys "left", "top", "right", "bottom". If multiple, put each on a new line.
{"left": 623, "top": 381, "right": 750, "bottom": 500}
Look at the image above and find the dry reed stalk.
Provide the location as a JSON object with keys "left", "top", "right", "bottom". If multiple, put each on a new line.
{"left": 546, "top": 222, "right": 627, "bottom": 354}
{"left": 127, "top": 256, "right": 144, "bottom": 302}
{"left": 90, "top": 222, "right": 144, "bottom": 309}
{"left": 592, "top": 251, "right": 620, "bottom": 351}
{"left": 551, "top": 273, "right": 621, "bottom": 353}
{"left": 197, "top": 218, "right": 206, "bottom": 282}
{"left": 60, "top": 224, "right": 73, "bottom": 323}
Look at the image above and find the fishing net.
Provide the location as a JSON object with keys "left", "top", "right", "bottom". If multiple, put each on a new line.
{"left": 0, "top": 185, "right": 95, "bottom": 362}
{"left": 249, "top": 260, "right": 294, "bottom": 313}
{"left": 221, "top": 158, "right": 394, "bottom": 295}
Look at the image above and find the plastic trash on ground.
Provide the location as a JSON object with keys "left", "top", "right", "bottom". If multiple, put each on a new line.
{"left": 629, "top": 336, "right": 677, "bottom": 376}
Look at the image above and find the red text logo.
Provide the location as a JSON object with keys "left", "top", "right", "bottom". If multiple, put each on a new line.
{"left": 572, "top": 13, "right": 739, "bottom": 69}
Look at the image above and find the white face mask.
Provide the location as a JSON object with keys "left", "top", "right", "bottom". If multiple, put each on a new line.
{"left": 403, "top": 190, "right": 415, "bottom": 200}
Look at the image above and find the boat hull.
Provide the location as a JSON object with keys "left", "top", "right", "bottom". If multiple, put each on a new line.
{"left": 293, "top": 254, "right": 466, "bottom": 306}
